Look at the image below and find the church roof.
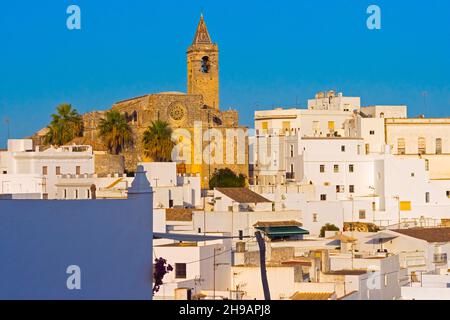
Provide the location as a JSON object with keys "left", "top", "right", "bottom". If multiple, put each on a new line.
{"left": 192, "top": 14, "right": 212, "bottom": 45}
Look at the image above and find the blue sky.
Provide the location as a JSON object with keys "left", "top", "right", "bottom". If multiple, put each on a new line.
{"left": 0, "top": 0, "right": 449, "bottom": 147}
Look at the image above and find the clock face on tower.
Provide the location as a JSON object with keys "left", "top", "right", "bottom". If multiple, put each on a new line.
{"left": 168, "top": 102, "right": 187, "bottom": 122}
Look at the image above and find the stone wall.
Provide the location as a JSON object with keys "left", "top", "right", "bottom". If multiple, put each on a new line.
{"left": 94, "top": 152, "right": 125, "bottom": 175}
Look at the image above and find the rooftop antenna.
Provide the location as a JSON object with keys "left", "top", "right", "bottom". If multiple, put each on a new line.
{"left": 4, "top": 117, "right": 10, "bottom": 140}
{"left": 421, "top": 91, "right": 429, "bottom": 117}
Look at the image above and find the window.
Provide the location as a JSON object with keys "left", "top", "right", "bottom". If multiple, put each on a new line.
{"left": 333, "top": 165, "right": 339, "bottom": 173}
{"left": 359, "top": 210, "right": 366, "bottom": 219}
{"left": 42, "top": 166, "right": 48, "bottom": 176}
{"left": 370, "top": 130, "right": 375, "bottom": 135}
{"left": 63, "top": 189, "right": 67, "bottom": 199}
{"left": 261, "top": 121, "right": 268, "bottom": 130}
{"left": 175, "top": 263, "right": 187, "bottom": 279}
{"left": 425, "top": 159, "right": 430, "bottom": 171}
{"left": 425, "top": 192, "right": 430, "bottom": 203}
{"left": 76, "top": 166, "right": 81, "bottom": 175}
{"left": 398, "top": 138, "right": 406, "bottom": 155}
{"left": 201, "top": 56, "right": 210, "bottom": 73}
{"left": 56, "top": 166, "right": 61, "bottom": 175}
{"left": 349, "top": 185, "right": 355, "bottom": 193}
{"left": 380, "top": 112, "right": 385, "bottom": 118}
{"left": 328, "top": 121, "right": 335, "bottom": 131}
{"left": 436, "top": 138, "right": 442, "bottom": 154}
{"left": 349, "top": 164, "right": 354, "bottom": 173}
{"left": 365, "top": 144, "right": 370, "bottom": 154}
{"left": 320, "top": 194, "right": 327, "bottom": 201}
{"left": 313, "top": 213, "right": 318, "bottom": 222}
{"left": 320, "top": 165, "right": 325, "bottom": 173}
{"left": 411, "top": 172, "right": 415, "bottom": 177}
{"left": 336, "top": 185, "right": 345, "bottom": 193}
{"left": 372, "top": 202, "right": 376, "bottom": 211}
{"left": 87, "top": 189, "right": 90, "bottom": 199}
{"left": 384, "top": 274, "right": 388, "bottom": 287}
{"left": 418, "top": 137, "right": 426, "bottom": 155}
{"left": 290, "top": 145, "right": 294, "bottom": 158}
{"left": 341, "top": 145, "right": 346, "bottom": 152}
{"left": 75, "top": 189, "right": 79, "bottom": 199}
{"left": 282, "top": 121, "right": 291, "bottom": 133}
{"left": 447, "top": 191, "right": 450, "bottom": 198}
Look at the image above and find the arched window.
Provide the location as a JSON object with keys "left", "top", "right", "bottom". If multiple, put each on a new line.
{"left": 132, "top": 110, "right": 138, "bottom": 123}
{"left": 201, "top": 56, "right": 210, "bottom": 73}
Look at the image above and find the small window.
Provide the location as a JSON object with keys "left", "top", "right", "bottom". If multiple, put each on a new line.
{"left": 201, "top": 56, "right": 210, "bottom": 73}
{"left": 76, "top": 166, "right": 81, "bottom": 175}
{"left": 75, "top": 189, "right": 79, "bottom": 199}
{"left": 333, "top": 165, "right": 339, "bottom": 173}
{"left": 425, "top": 159, "right": 430, "bottom": 171}
{"left": 370, "top": 130, "right": 375, "bottom": 135}
{"left": 359, "top": 210, "right": 366, "bottom": 219}
{"left": 349, "top": 164, "right": 354, "bottom": 173}
{"left": 425, "top": 192, "right": 430, "bottom": 203}
{"left": 261, "top": 122, "right": 268, "bottom": 130}
{"left": 336, "top": 185, "right": 345, "bottom": 193}
{"left": 328, "top": 121, "right": 335, "bottom": 131}
{"left": 42, "top": 166, "right": 48, "bottom": 176}
{"left": 418, "top": 137, "right": 426, "bottom": 155}
{"left": 320, "top": 194, "right": 327, "bottom": 201}
{"left": 320, "top": 165, "right": 325, "bottom": 173}
{"left": 349, "top": 185, "right": 355, "bottom": 193}
{"left": 56, "top": 166, "right": 61, "bottom": 175}
{"left": 341, "top": 145, "right": 346, "bottom": 152}
{"left": 175, "top": 263, "right": 187, "bottom": 279}
{"left": 313, "top": 213, "right": 318, "bottom": 223}
{"left": 446, "top": 191, "right": 450, "bottom": 198}
{"left": 398, "top": 138, "right": 406, "bottom": 155}
{"left": 411, "top": 172, "right": 415, "bottom": 177}
{"left": 290, "top": 145, "right": 294, "bottom": 158}
{"left": 87, "top": 189, "right": 90, "bottom": 199}
{"left": 436, "top": 138, "right": 442, "bottom": 154}
{"left": 63, "top": 189, "right": 67, "bottom": 199}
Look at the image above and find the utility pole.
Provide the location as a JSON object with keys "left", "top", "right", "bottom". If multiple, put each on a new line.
{"left": 255, "top": 231, "right": 271, "bottom": 300}
{"left": 395, "top": 195, "right": 401, "bottom": 229}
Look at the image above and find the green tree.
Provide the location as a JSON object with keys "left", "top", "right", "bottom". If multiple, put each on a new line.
{"left": 209, "top": 168, "right": 246, "bottom": 189}
{"left": 98, "top": 110, "right": 132, "bottom": 155}
{"left": 142, "top": 120, "right": 174, "bottom": 162}
{"left": 44, "top": 103, "right": 83, "bottom": 146}
{"left": 320, "top": 223, "right": 340, "bottom": 238}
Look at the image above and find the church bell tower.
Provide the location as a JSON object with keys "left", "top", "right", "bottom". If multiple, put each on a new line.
{"left": 187, "top": 15, "right": 220, "bottom": 110}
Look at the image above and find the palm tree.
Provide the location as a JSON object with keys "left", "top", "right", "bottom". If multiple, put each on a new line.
{"left": 44, "top": 103, "right": 83, "bottom": 146}
{"left": 98, "top": 110, "right": 132, "bottom": 155}
{"left": 142, "top": 120, "right": 174, "bottom": 162}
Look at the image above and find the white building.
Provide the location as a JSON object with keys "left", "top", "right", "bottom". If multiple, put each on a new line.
{"left": 0, "top": 139, "right": 94, "bottom": 199}
{"left": 153, "top": 237, "right": 232, "bottom": 300}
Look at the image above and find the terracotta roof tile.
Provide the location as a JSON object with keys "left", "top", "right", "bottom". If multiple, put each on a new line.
{"left": 216, "top": 188, "right": 272, "bottom": 204}
{"left": 392, "top": 227, "right": 450, "bottom": 243}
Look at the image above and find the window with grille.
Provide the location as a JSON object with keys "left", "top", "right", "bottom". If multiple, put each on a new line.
{"left": 418, "top": 137, "right": 426, "bottom": 155}
{"left": 436, "top": 138, "right": 442, "bottom": 154}
{"left": 175, "top": 263, "right": 187, "bottom": 279}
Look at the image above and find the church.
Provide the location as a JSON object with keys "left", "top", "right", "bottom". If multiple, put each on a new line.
{"left": 81, "top": 15, "right": 249, "bottom": 187}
